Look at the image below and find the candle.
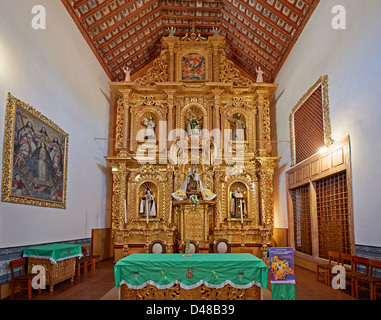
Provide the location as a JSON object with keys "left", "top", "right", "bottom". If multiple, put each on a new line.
{"left": 186, "top": 238, "right": 190, "bottom": 252}
{"left": 124, "top": 199, "right": 127, "bottom": 224}
{"left": 169, "top": 200, "right": 172, "bottom": 226}
{"left": 219, "top": 200, "right": 222, "bottom": 224}
{"left": 240, "top": 209, "right": 244, "bottom": 224}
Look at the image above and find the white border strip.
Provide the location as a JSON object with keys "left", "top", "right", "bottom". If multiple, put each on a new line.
{"left": 119, "top": 279, "right": 263, "bottom": 290}
{"left": 23, "top": 254, "right": 83, "bottom": 265}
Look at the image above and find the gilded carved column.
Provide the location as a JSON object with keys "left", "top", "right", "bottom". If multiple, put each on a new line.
{"left": 111, "top": 162, "right": 128, "bottom": 234}
{"left": 212, "top": 89, "right": 223, "bottom": 131}
{"left": 118, "top": 89, "right": 132, "bottom": 156}
{"left": 257, "top": 157, "right": 280, "bottom": 228}
{"left": 257, "top": 157, "right": 279, "bottom": 258}
{"left": 257, "top": 90, "right": 271, "bottom": 157}
{"left": 165, "top": 38, "right": 177, "bottom": 82}
{"left": 165, "top": 89, "right": 176, "bottom": 135}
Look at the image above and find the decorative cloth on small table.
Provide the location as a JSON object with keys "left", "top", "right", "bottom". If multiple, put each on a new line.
{"left": 23, "top": 243, "right": 83, "bottom": 264}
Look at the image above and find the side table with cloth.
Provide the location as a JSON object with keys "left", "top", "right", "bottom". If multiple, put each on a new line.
{"left": 114, "top": 253, "right": 268, "bottom": 300}
{"left": 23, "top": 243, "right": 83, "bottom": 292}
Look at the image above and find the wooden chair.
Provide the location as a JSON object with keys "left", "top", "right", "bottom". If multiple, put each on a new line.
{"left": 373, "top": 281, "right": 381, "bottom": 300}
{"left": 10, "top": 258, "right": 40, "bottom": 299}
{"left": 149, "top": 240, "right": 166, "bottom": 254}
{"left": 355, "top": 259, "right": 381, "bottom": 300}
{"left": 213, "top": 238, "right": 231, "bottom": 253}
{"left": 336, "top": 253, "right": 353, "bottom": 290}
{"left": 345, "top": 256, "right": 369, "bottom": 297}
{"left": 182, "top": 240, "right": 199, "bottom": 254}
{"left": 76, "top": 246, "right": 94, "bottom": 276}
{"left": 316, "top": 251, "right": 340, "bottom": 285}
{"left": 82, "top": 245, "right": 100, "bottom": 270}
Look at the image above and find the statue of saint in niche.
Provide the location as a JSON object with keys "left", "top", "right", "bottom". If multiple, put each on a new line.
{"left": 228, "top": 113, "right": 246, "bottom": 140}
{"left": 186, "top": 109, "right": 202, "bottom": 136}
{"left": 140, "top": 188, "right": 156, "bottom": 218}
{"left": 142, "top": 116, "right": 156, "bottom": 140}
{"left": 172, "top": 166, "right": 216, "bottom": 201}
{"left": 230, "top": 187, "right": 246, "bottom": 219}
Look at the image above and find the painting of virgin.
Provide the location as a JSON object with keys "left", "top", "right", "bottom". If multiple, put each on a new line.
{"left": 1, "top": 93, "right": 68, "bottom": 208}
{"left": 182, "top": 54, "right": 206, "bottom": 81}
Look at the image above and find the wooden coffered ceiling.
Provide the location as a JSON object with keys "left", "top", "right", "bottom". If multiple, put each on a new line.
{"left": 62, "top": 0, "right": 320, "bottom": 83}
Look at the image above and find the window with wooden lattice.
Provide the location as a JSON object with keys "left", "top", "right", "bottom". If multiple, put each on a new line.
{"left": 291, "top": 185, "right": 312, "bottom": 255}
{"left": 316, "top": 172, "right": 350, "bottom": 259}
{"left": 290, "top": 76, "right": 333, "bottom": 166}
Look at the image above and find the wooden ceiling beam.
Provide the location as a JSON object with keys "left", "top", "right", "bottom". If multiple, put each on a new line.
{"left": 91, "top": 2, "right": 161, "bottom": 42}
{"left": 255, "top": 0, "right": 300, "bottom": 30}
{"left": 221, "top": 4, "right": 283, "bottom": 57}
{"left": 79, "top": 0, "right": 141, "bottom": 21}
{"left": 221, "top": 27, "right": 275, "bottom": 72}
{"left": 220, "top": 24, "right": 278, "bottom": 70}
{"left": 73, "top": 0, "right": 91, "bottom": 10}
{"left": 107, "top": 21, "right": 221, "bottom": 71}
{"left": 82, "top": 0, "right": 158, "bottom": 31}
{"left": 263, "top": 0, "right": 306, "bottom": 18}
{"left": 228, "top": 0, "right": 292, "bottom": 40}
{"left": 98, "top": 14, "right": 221, "bottom": 53}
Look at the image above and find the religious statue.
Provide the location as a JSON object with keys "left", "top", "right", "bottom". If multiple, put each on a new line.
{"left": 230, "top": 187, "right": 246, "bottom": 219}
{"left": 186, "top": 109, "right": 202, "bottom": 136}
{"left": 256, "top": 67, "right": 264, "bottom": 83}
{"left": 140, "top": 188, "right": 156, "bottom": 218}
{"left": 212, "top": 27, "right": 220, "bottom": 36}
{"left": 142, "top": 116, "right": 156, "bottom": 140}
{"left": 228, "top": 113, "right": 246, "bottom": 140}
{"left": 168, "top": 26, "right": 176, "bottom": 37}
{"left": 172, "top": 166, "right": 216, "bottom": 201}
{"left": 123, "top": 67, "right": 131, "bottom": 82}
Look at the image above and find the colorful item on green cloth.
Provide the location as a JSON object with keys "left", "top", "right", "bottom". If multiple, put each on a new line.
{"left": 23, "top": 243, "right": 83, "bottom": 264}
{"left": 266, "top": 247, "right": 296, "bottom": 300}
{"left": 114, "top": 253, "right": 268, "bottom": 290}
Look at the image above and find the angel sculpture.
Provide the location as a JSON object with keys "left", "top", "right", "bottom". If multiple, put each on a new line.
{"left": 255, "top": 67, "right": 264, "bottom": 83}
{"left": 123, "top": 67, "right": 131, "bottom": 82}
{"left": 168, "top": 26, "right": 176, "bottom": 37}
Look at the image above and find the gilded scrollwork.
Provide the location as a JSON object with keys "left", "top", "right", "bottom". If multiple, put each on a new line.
{"left": 135, "top": 51, "right": 169, "bottom": 87}
{"left": 219, "top": 51, "right": 253, "bottom": 87}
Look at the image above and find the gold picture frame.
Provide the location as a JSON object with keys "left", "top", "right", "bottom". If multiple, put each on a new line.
{"left": 1, "top": 93, "right": 69, "bottom": 209}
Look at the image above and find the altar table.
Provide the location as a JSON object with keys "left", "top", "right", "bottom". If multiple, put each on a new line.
{"left": 23, "top": 243, "right": 83, "bottom": 292}
{"left": 114, "top": 253, "right": 268, "bottom": 300}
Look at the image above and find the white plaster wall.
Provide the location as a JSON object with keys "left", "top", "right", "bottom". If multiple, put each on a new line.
{"left": 273, "top": 0, "right": 381, "bottom": 247}
{"left": 0, "top": 1, "right": 112, "bottom": 247}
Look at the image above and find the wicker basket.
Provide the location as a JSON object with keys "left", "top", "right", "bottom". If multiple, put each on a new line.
{"left": 27, "top": 257, "right": 76, "bottom": 292}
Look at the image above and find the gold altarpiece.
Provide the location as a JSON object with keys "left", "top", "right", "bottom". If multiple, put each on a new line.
{"left": 106, "top": 33, "right": 280, "bottom": 260}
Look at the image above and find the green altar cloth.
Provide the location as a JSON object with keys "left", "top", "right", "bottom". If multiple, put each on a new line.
{"left": 23, "top": 243, "right": 83, "bottom": 264}
{"left": 114, "top": 253, "right": 268, "bottom": 290}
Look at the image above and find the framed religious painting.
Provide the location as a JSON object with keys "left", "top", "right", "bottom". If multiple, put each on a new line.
{"left": 181, "top": 53, "right": 206, "bottom": 81}
{"left": 1, "top": 93, "right": 68, "bottom": 209}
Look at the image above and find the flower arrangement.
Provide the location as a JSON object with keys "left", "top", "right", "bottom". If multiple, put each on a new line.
{"left": 189, "top": 194, "right": 200, "bottom": 208}
{"left": 201, "top": 189, "right": 213, "bottom": 198}
{"left": 176, "top": 190, "right": 187, "bottom": 197}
